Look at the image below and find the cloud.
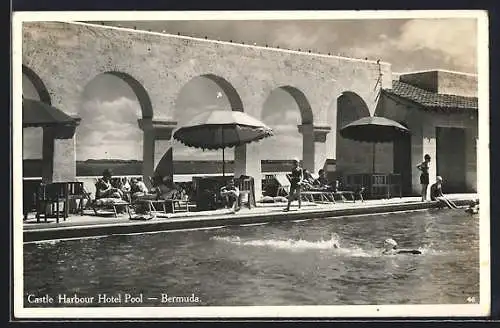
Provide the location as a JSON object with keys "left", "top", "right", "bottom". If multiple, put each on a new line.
{"left": 395, "top": 19, "right": 477, "bottom": 72}
{"left": 80, "top": 97, "right": 142, "bottom": 120}
{"left": 346, "top": 18, "right": 477, "bottom": 73}
{"left": 263, "top": 110, "right": 301, "bottom": 126}
{"left": 76, "top": 96, "right": 144, "bottom": 160}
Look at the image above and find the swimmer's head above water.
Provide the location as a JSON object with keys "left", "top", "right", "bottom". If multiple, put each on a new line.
{"left": 382, "top": 238, "right": 421, "bottom": 255}
{"left": 383, "top": 238, "right": 398, "bottom": 251}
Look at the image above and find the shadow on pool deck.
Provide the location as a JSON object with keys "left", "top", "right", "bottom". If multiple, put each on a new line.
{"left": 22, "top": 194, "right": 477, "bottom": 243}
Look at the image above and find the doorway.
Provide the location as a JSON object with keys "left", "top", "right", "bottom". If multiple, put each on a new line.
{"left": 436, "top": 127, "right": 466, "bottom": 193}
{"left": 393, "top": 131, "right": 412, "bottom": 195}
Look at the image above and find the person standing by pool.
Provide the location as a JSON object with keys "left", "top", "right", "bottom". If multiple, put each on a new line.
{"left": 417, "top": 154, "right": 431, "bottom": 201}
{"left": 430, "top": 176, "right": 458, "bottom": 209}
{"left": 284, "top": 158, "right": 304, "bottom": 212}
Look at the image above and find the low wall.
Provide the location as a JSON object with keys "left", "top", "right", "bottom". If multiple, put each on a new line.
{"left": 24, "top": 199, "right": 473, "bottom": 243}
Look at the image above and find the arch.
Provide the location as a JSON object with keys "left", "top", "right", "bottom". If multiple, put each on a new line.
{"left": 335, "top": 91, "right": 372, "bottom": 175}
{"left": 279, "top": 85, "right": 314, "bottom": 124}
{"left": 102, "top": 71, "right": 153, "bottom": 119}
{"left": 338, "top": 91, "right": 371, "bottom": 120}
{"left": 22, "top": 65, "right": 51, "bottom": 104}
{"left": 200, "top": 74, "right": 244, "bottom": 111}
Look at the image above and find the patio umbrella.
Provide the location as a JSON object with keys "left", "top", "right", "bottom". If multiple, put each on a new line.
{"left": 173, "top": 110, "right": 274, "bottom": 176}
{"left": 22, "top": 98, "right": 79, "bottom": 127}
{"left": 340, "top": 116, "right": 410, "bottom": 173}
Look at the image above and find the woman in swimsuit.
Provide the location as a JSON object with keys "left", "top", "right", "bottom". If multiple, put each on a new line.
{"left": 416, "top": 154, "right": 431, "bottom": 202}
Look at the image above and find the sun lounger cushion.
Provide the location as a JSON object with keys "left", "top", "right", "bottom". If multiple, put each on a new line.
{"left": 273, "top": 196, "right": 288, "bottom": 203}
{"left": 130, "top": 214, "right": 155, "bottom": 221}
{"left": 95, "top": 198, "right": 126, "bottom": 206}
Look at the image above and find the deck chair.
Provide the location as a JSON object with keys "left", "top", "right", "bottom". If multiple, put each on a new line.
{"left": 236, "top": 176, "right": 256, "bottom": 209}
{"left": 300, "top": 172, "right": 336, "bottom": 204}
{"left": 274, "top": 173, "right": 291, "bottom": 197}
{"left": 66, "top": 182, "right": 86, "bottom": 215}
{"left": 85, "top": 179, "right": 131, "bottom": 218}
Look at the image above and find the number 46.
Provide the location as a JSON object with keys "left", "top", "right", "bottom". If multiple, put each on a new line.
{"left": 467, "top": 296, "right": 476, "bottom": 303}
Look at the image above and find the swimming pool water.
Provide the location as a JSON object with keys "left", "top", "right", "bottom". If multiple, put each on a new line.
{"left": 23, "top": 209, "right": 480, "bottom": 306}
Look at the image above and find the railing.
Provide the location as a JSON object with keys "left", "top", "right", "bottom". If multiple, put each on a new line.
{"left": 344, "top": 173, "right": 402, "bottom": 199}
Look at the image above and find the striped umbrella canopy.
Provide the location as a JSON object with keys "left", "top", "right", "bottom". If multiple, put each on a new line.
{"left": 22, "top": 98, "right": 79, "bottom": 128}
{"left": 173, "top": 110, "right": 274, "bottom": 176}
{"left": 340, "top": 116, "right": 410, "bottom": 173}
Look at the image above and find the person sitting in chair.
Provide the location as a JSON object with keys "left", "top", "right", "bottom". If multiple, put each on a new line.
{"left": 156, "top": 176, "right": 182, "bottom": 200}
{"left": 130, "top": 177, "right": 150, "bottom": 201}
{"left": 301, "top": 169, "right": 319, "bottom": 190}
{"left": 96, "top": 169, "right": 124, "bottom": 199}
{"left": 316, "top": 169, "right": 330, "bottom": 188}
{"left": 220, "top": 179, "right": 240, "bottom": 213}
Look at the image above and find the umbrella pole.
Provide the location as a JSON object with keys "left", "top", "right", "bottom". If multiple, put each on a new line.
{"left": 222, "top": 148, "right": 225, "bottom": 177}
{"left": 222, "top": 129, "right": 225, "bottom": 177}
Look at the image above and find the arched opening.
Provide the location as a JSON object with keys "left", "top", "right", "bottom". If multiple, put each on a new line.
{"left": 167, "top": 74, "right": 244, "bottom": 176}
{"left": 260, "top": 86, "right": 313, "bottom": 172}
{"left": 22, "top": 66, "right": 51, "bottom": 176}
{"left": 22, "top": 65, "right": 51, "bottom": 104}
{"left": 76, "top": 72, "right": 152, "bottom": 177}
{"left": 335, "top": 91, "right": 372, "bottom": 175}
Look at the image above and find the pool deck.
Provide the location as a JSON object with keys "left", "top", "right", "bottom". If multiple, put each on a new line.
{"left": 23, "top": 194, "right": 478, "bottom": 243}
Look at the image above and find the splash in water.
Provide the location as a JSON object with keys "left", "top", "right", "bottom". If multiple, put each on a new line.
{"left": 212, "top": 234, "right": 340, "bottom": 250}
{"left": 211, "top": 234, "right": 382, "bottom": 257}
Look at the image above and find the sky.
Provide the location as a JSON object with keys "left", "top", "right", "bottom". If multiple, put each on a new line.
{"left": 22, "top": 18, "right": 478, "bottom": 163}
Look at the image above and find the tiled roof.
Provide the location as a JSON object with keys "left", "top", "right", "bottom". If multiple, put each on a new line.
{"left": 383, "top": 80, "right": 478, "bottom": 112}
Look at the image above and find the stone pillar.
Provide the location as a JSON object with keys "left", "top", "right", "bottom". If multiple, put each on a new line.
{"left": 140, "top": 119, "right": 155, "bottom": 188}
{"left": 465, "top": 127, "right": 478, "bottom": 192}
{"left": 42, "top": 121, "right": 80, "bottom": 183}
{"left": 138, "top": 118, "right": 177, "bottom": 188}
{"left": 154, "top": 121, "right": 177, "bottom": 180}
{"left": 234, "top": 144, "right": 247, "bottom": 178}
{"left": 41, "top": 127, "right": 55, "bottom": 183}
{"left": 298, "top": 123, "right": 315, "bottom": 172}
{"left": 234, "top": 143, "right": 262, "bottom": 200}
{"left": 298, "top": 124, "right": 331, "bottom": 174}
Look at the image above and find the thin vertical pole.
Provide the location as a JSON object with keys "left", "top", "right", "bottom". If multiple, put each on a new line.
{"left": 222, "top": 128, "right": 225, "bottom": 176}
{"left": 222, "top": 148, "right": 225, "bottom": 176}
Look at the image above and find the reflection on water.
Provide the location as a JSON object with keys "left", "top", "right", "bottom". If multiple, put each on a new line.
{"left": 24, "top": 209, "right": 480, "bottom": 306}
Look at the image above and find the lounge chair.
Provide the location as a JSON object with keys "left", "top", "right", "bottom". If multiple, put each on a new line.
{"left": 235, "top": 175, "right": 256, "bottom": 209}
{"left": 132, "top": 179, "right": 190, "bottom": 214}
{"left": 274, "top": 173, "right": 291, "bottom": 197}
{"left": 300, "top": 183, "right": 336, "bottom": 203}
{"left": 84, "top": 179, "right": 132, "bottom": 218}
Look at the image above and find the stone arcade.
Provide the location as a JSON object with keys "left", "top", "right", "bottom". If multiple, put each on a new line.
{"left": 22, "top": 21, "right": 478, "bottom": 196}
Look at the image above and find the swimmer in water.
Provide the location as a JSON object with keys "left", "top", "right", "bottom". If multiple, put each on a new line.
{"left": 465, "top": 199, "right": 479, "bottom": 215}
{"left": 382, "top": 238, "right": 422, "bottom": 255}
